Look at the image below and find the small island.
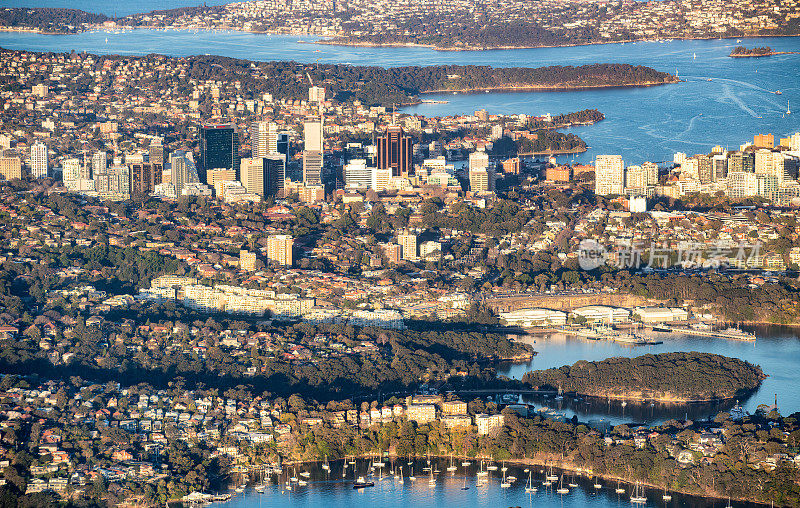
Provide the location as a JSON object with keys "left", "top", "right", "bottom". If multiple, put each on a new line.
{"left": 729, "top": 45, "right": 798, "bottom": 57}
{"left": 522, "top": 352, "right": 765, "bottom": 402}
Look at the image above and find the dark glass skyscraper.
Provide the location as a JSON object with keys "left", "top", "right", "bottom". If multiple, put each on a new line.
{"left": 201, "top": 124, "right": 239, "bottom": 182}
{"left": 377, "top": 125, "right": 412, "bottom": 176}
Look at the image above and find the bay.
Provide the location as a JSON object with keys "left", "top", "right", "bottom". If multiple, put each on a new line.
{"left": 497, "top": 325, "right": 800, "bottom": 425}
{"left": 0, "top": 31, "right": 797, "bottom": 163}
{"left": 211, "top": 458, "right": 764, "bottom": 508}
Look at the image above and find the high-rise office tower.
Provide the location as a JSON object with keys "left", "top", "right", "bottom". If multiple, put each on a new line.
{"left": 251, "top": 121, "right": 279, "bottom": 158}
{"left": 266, "top": 235, "right": 294, "bottom": 266}
{"left": 95, "top": 164, "right": 130, "bottom": 199}
{"left": 303, "top": 150, "right": 323, "bottom": 186}
{"left": 131, "top": 162, "right": 164, "bottom": 195}
{"left": 240, "top": 155, "right": 285, "bottom": 198}
{"left": 304, "top": 120, "right": 323, "bottom": 152}
{"left": 468, "top": 151, "right": 494, "bottom": 193}
{"left": 170, "top": 151, "right": 196, "bottom": 196}
{"left": 201, "top": 124, "right": 239, "bottom": 182}
{"left": 595, "top": 155, "right": 625, "bottom": 196}
{"left": 303, "top": 119, "right": 323, "bottom": 186}
{"left": 92, "top": 152, "right": 107, "bottom": 177}
{"left": 696, "top": 154, "right": 713, "bottom": 184}
{"left": 378, "top": 124, "right": 412, "bottom": 177}
{"left": 30, "top": 141, "right": 48, "bottom": 179}
{"left": 712, "top": 154, "right": 727, "bottom": 180}
{"left": 149, "top": 139, "right": 164, "bottom": 165}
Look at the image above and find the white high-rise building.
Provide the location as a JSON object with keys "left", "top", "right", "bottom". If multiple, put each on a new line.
{"left": 304, "top": 120, "right": 323, "bottom": 152}
{"left": 62, "top": 158, "right": 82, "bottom": 189}
{"left": 595, "top": 155, "right": 625, "bottom": 196}
{"left": 30, "top": 141, "right": 48, "bottom": 178}
{"left": 251, "top": 121, "right": 280, "bottom": 158}
{"left": 469, "top": 151, "right": 494, "bottom": 193}
{"left": 92, "top": 151, "right": 107, "bottom": 178}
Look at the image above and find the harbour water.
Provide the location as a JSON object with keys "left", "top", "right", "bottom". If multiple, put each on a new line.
{"left": 0, "top": 31, "right": 797, "bottom": 163}
{"left": 497, "top": 325, "right": 800, "bottom": 425}
{"left": 2, "top": 0, "right": 233, "bottom": 17}
{"left": 212, "top": 458, "right": 764, "bottom": 508}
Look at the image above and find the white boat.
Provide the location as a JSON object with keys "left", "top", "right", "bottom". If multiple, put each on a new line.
{"left": 461, "top": 461, "right": 471, "bottom": 467}
{"left": 545, "top": 467, "right": 559, "bottom": 482}
{"left": 556, "top": 476, "right": 570, "bottom": 495}
{"left": 525, "top": 471, "right": 537, "bottom": 493}
{"left": 630, "top": 482, "right": 647, "bottom": 504}
{"left": 615, "top": 481, "right": 625, "bottom": 494}
{"left": 297, "top": 480, "right": 307, "bottom": 486}
{"left": 500, "top": 468, "right": 511, "bottom": 488}
{"left": 447, "top": 455, "right": 457, "bottom": 472}
{"left": 593, "top": 476, "right": 602, "bottom": 489}
{"left": 299, "top": 471, "right": 310, "bottom": 478}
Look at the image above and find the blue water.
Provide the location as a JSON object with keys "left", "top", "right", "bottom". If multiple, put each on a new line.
{"left": 3, "top": 0, "right": 232, "bottom": 17}
{"left": 0, "top": 31, "right": 797, "bottom": 163}
{"left": 497, "top": 326, "right": 800, "bottom": 425}
{"left": 215, "top": 459, "right": 763, "bottom": 508}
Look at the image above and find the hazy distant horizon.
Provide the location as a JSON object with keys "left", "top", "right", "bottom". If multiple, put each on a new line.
{"left": 3, "top": 0, "right": 232, "bottom": 17}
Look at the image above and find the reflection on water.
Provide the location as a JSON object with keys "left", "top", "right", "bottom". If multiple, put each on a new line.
{"left": 213, "top": 457, "right": 764, "bottom": 508}
{"left": 498, "top": 326, "right": 800, "bottom": 423}
{"left": 515, "top": 392, "right": 742, "bottom": 428}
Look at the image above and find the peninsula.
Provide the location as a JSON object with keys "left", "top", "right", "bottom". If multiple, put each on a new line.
{"left": 521, "top": 352, "right": 765, "bottom": 402}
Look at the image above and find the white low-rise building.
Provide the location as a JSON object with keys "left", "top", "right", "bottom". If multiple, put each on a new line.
{"left": 499, "top": 308, "right": 567, "bottom": 327}
{"left": 634, "top": 307, "right": 689, "bottom": 323}
{"left": 571, "top": 305, "right": 630, "bottom": 324}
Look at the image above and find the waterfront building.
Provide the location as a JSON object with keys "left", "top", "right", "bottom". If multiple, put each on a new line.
{"left": 571, "top": 305, "right": 630, "bottom": 324}
{"left": 499, "top": 308, "right": 567, "bottom": 327}
{"left": 406, "top": 404, "right": 436, "bottom": 424}
{"left": 475, "top": 413, "right": 505, "bottom": 436}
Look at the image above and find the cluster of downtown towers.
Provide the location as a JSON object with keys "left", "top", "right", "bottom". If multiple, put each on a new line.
{"left": 199, "top": 120, "right": 413, "bottom": 199}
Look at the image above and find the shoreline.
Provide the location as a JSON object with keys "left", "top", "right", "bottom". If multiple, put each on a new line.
{"left": 275, "top": 453, "right": 770, "bottom": 507}
{"left": 3, "top": 23, "right": 798, "bottom": 54}
{"left": 729, "top": 51, "right": 800, "bottom": 57}
{"left": 420, "top": 80, "right": 678, "bottom": 95}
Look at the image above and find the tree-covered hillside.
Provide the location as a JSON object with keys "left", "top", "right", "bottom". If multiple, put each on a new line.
{"left": 522, "top": 352, "right": 765, "bottom": 401}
